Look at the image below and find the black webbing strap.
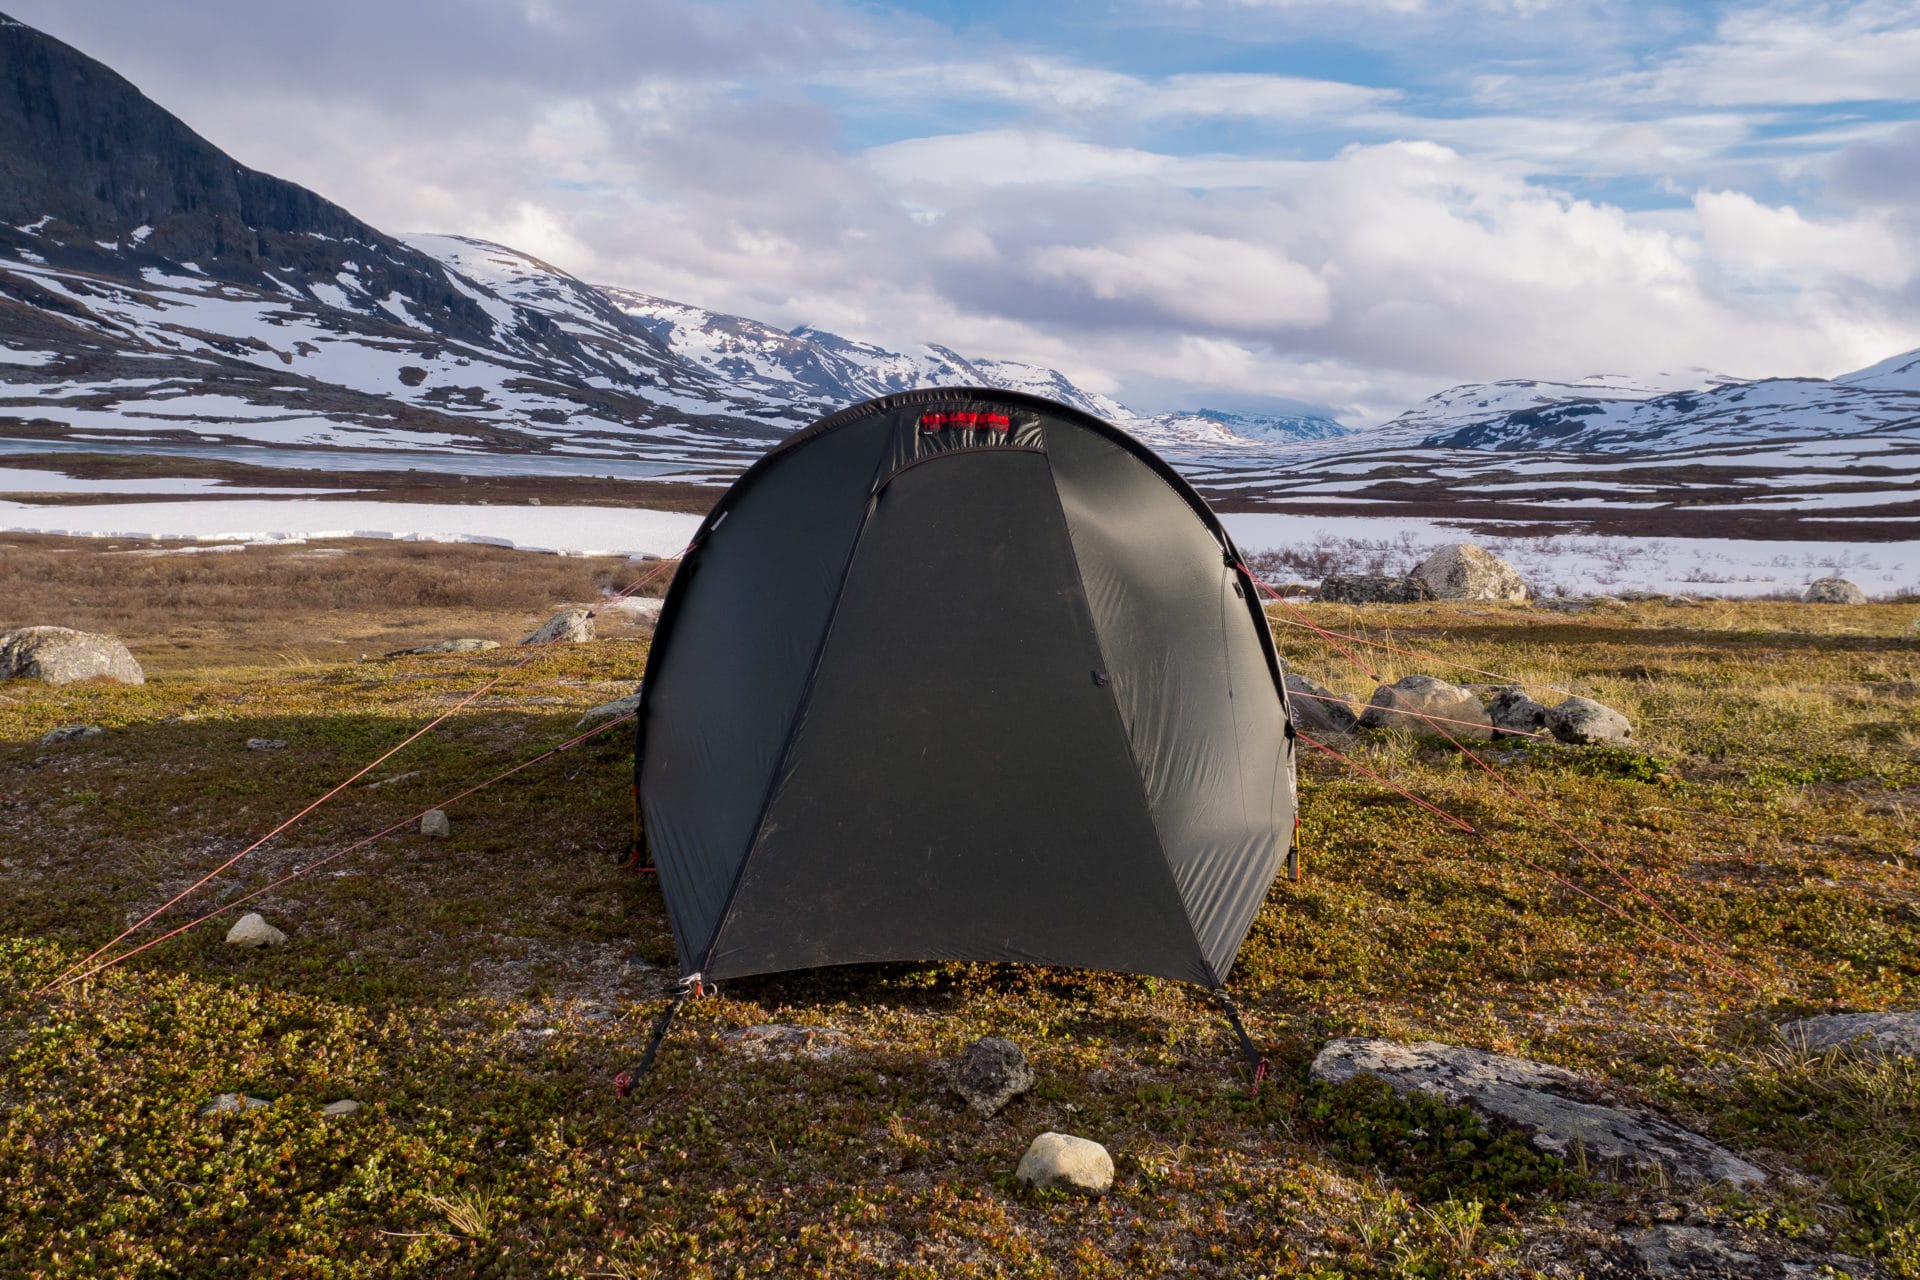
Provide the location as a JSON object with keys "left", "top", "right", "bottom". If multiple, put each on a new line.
{"left": 614, "top": 990, "right": 689, "bottom": 1097}
{"left": 1215, "top": 990, "right": 1272, "bottom": 1097}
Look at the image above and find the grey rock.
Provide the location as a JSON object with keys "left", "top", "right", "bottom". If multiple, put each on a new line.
{"left": 1284, "top": 673, "right": 1359, "bottom": 737}
{"left": 385, "top": 638, "right": 500, "bottom": 657}
{"left": 1310, "top": 1038, "right": 1764, "bottom": 1187}
{"left": 602, "top": 596, "right": 664, "bottom": 623}
{"left": 1805, "top": 577, "right": 1868, "bottom": 605}
{"left": 1317, "top": 574, "right": 1432, "bottom": 605}
{"left": 1411, "top": 543, "right": 1530, "bottom": 603}
{"left": 39, "top": 724, "right": 103, "bottom": 745}
{"left": 197, "top": 1092, "right": 269, "bottom": 1117}
{"left": 1630, "top": 1225, "right": 1759, "bottom": 1273}
{"left": 576, "top": 690, "right": 643, "bottom": 728}
{"left": 1535, "top": 597, "right": 1595, "bottom": 613}
{"left": 520, "top": 607, "right": 594, "bottom": 645}
{"left": 245, "top": 737, "right": 288, "bottom": 751}
{"left": 420, "top": 809, "right": 451, "bottom": 838}
{"left": 1015, "top": 1132, "right": 1114, "bottom": 1196}
{"left": 949, "top": 1036, "right": 1033, "bottom": 1117}
{"left": 720, "top": 1024, "right": 849, "bottom": 1060}
{"left": 1547, "top": 696, "right": 1632, "bottom": 745}
{"left": 1358, "top": 674, "right": 1493, "bottom": 740}
{"left": 225, "top": 912, "right": 287, "bottom": 948}
{"left": 321, "top": 1099, "right": 362, "bottom": 1117}
{"left": 1781, "top": 1011, "right": 1920, "bottom": 1059}
{"left": 0, "top": 626, "right": 144, "bottom": 685}
{"left": 1482, "top": 686, "right": 1550, "bottom": 737}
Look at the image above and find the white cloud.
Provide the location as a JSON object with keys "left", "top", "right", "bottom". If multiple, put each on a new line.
{"left": 1031, "top": 234, "right": 1333, "bottom": 329}
{"left": 1629, "top": 0, "right": 1920, "bottom": 107}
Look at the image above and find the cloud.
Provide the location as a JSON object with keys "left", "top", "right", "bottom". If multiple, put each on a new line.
{"left": 1627, "top": 0, "right": 1920, "bottom": 107}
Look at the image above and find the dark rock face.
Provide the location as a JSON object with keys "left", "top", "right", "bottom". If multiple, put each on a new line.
{"left": 1482, "top": 686, "right": 1550, "bottom": 737}
{"left": 1318, "top": 575, "right": 1432, "bottom": 604}
{"left": 949, "top": 1036, "right": 1033, "bottom": 1116}
{"left": 1284, "top": 673, "right": 1359, "bottom": 737}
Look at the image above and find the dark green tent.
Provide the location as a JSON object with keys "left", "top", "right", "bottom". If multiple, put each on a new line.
{"left": 633, "top": 388, "right": 1296, "bottom": 993}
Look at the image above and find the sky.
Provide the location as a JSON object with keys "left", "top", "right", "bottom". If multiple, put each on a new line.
{"left": 9, "top": 0, "right": 1920, "bottom": 422}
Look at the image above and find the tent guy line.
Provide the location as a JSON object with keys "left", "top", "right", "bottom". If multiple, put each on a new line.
{"left": 41, "top": 712, "right": 640, "bottom": 992}
{"left": 34, "top": 545, "right": 691, "bottom": 997}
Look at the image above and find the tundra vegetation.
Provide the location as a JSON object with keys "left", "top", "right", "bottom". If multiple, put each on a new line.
{"left": 1, "top": 534, "right": 1916, "bottom": 1278}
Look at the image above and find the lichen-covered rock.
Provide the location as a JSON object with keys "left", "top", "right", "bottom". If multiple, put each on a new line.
{"left": 1547, "top": 696, "right": 1632, "bottom": 745}
{"left": 1358, "top": 675, "right": 1493, "bottom": 740}
{"left": 1411, "top": 544, "right": 1529, "bottom": 603}
{"left": 577, "top": 690, "right": 643, "bottom": 728}
{"left": 1780, "top": 1011, "right": 1920, "bottom": 1059}
{"left": 1804, "top": 577, "right": 1868, "bottom": 605}
{"left": 949, "top": 1036, "right": 1033, "bottom": 1117}
{"left": 1317, "top": 574, "right": 1431, "bottom": 605}
{"left": 1310, "top": 1038, "right": 1764, "bottom": 1187}
{"left": 385, "top": 638, "right": 500, "bottom": 657}
{"left": 1015, "top": 1132, "right": 1113, "bottom": 1196}
{"left": 39, "top": 724, "right": 103, "bottom": 746}
{"left": 720, "top": 1024, "right": 849, "bottom": 1060}
{"left": 322, "top": 1099, "right": 363, "bottom": 1117}
{"left": 245, "top": 738, "right": 287, "bottom": 751}
{"left": 1481, "top": 687, "right": 1550, "bottom": 737}
{"left": 420, "top": 809, "right": 451, "bottom": 838}
{"left": 225, "top": 913, "right": 287, "bottom": 948}
{"left": 1284, "top": 673, "right": 1359, "bottom": 737}
{"left": 0, "top": 626, "right": 144, "bottom": 685}
{"left": 520, "top": 607, "right": 594, "bottom": 645}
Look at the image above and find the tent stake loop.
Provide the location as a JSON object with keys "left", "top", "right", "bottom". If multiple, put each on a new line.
{"left": 1215, "top": 991, "right": 1271, "bottom": 1098}
{"left": 615, "top": 985, "right": 694, "bottom": 1097}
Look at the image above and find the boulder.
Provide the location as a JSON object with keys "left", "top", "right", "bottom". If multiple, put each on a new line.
{"left": 1481, "top": 687, "right": 1549, "bottom": 737}
{"left": 1780, "top": 1011, "right": 1920, "bottom": 1059}
{"left": 1629, "top": 1226, "right": 1759, "bottom": 1274}
{"left": 225, "top": 912, "right": 287, "bottom": 949}
{"left": 1546, "top": 697, "right": 1632, "bottom": 745}
{"left": 1015, "top": 1132, "right": 1114, "bottom": 1196}
{"left": 420, "top": 809, "right": 451, "bottom": 838}
{"left": 39, "top": 724, "right": 103, "bottom": 746}
{"left": 576, "top": 690, "right": 643, "bottom": 728}
{"left": 0, "top": 626, "right": 144, "bottom": 685}
{"left": 1411, "top": 544, "right": 1529, "bottom": 603}
{"left": 245, "top": 738, "right": 288, "bottom": 751}
{"left": 1284, "top": 673, "right": 1359, "bottom": 737}
{"left": 1804, "top": 577, "right": 1868, "bottom": 605}
{"left": 949, "top": 1036, "right": 1033, "bottom": 1117}
{"left": 1310, "top": 1038, "right": 1764, "bottom": 1187}
{"left": 385, "top": 638, "right": 500, "bottom": 657}
{"left": 520, "top": 607, "right": 594, "bottom": 645}
{"left": 1318, "top": 574, "right": 1431, "bottom": 605}
{"left": 197, "top": 1093, "right": 269, "bottom": 1118}
{"left": 1358, "top": 675, "right": 1493, "bottom": 740}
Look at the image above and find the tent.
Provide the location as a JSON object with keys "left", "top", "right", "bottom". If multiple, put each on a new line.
{"left": 632, "top": 388, "right": 1296, "bottom": 995}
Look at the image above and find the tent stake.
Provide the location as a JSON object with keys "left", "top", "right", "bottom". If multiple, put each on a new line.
{"left": 1214, "top": 990, "right": 1271, "bottom": 1097}
{"left": 615, "top": 988, "right": 691, "bottom": 1096}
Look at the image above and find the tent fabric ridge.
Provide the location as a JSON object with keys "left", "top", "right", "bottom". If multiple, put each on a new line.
{"left": 1038, "top": 447, "right": 1222, "bottom": 988}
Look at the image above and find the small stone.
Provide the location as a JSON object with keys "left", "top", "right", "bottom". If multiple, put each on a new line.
{"left": 1546, "top": 697, "right": 1632, "bottom": 745}
{"left": 1358, "top": 674, "right": 1493, "bottom": 739}
{"left": 420, "top": 809, "right": 451, "bottom": 838}
{"left": 385, "top": 638, "right": 501, "bottom": 657}
{"left": 197, "top": 1092, "right": 269, "bottom": 1117}
{"left": 1284, "top": 674, "right": 1359, "bottom": 737}
{"left": 246, "top": 738, "right": 288, "bottom": 751}
{"left": 321, "top": 1099, "right": 362, "bottom": 1117}
{"left": 1015, "top": 1132, "right": 1114, "bottom": 1196}
{"left": 720, "top": 1024, "right": 849, "bottom": 1059}
{"left": 1804, "top": 577, "right": 1868, "bottom": 605}
{"left": 225, "top": 912, "right": 287, "bottom": 948}
{"left": 520, "top": 607, "right": 594, "bottom": 645}
{"left": 949, "top": 1036, "right": 1033, "bottom": 1117}
{"left": 1410, "top": 543, "right": 1530, "bottom": 603}
{"left": 39, "top": 724, "right": 103, "bottom": 745}
{"left": 1780, "top": 1011, "right": 1920, "bottom": 1059}
{"left": 576, "top": 690, "right": 643, "bottom": 728}
{"left": 1482, "top": 687, "right": 1550, "bottom": 738}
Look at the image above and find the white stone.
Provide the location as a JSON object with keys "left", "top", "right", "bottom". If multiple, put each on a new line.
{"left": 322, "top": 1099, "right": 362, "bottom": 1117}
{"left": 1410, "top": 544, "right": 1529, "bottom": 603}
{"left": 225, "top": 912, "right": 287, "bottom": 948}
{"left": 420, "top": 809, "right": 451, "bottom": 838}
{"left": 520, "top": 607, "right": 594, "bottom": 645}
{"left": 1547, "top": 697, "right": 1633, "bottom": 745}
{"left": 1805, "top": 577, "right": 1868, "bottom": 605}
{"left": 0, "top": 625, "right": 144, "bottom": 685}
{"left": 197, "top": 1092, "right": 269, "bottom": 1117}
{"left": 1016, "top": 1132, "right": 1114, "bottom": 1196}
{"left": 1358, "top": 674, "right": 1493, "bottom": 740}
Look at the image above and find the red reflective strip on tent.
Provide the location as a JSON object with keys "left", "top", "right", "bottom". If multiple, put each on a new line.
{"left": 920, "top": 411, "right": 1011, "bottom": 431}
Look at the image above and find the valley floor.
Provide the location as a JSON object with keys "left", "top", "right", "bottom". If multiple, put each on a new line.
{"left": 1, "top": 538, "right": 1918, "bottom": 1278}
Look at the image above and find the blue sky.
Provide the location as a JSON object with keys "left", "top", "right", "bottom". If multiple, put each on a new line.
{"left": 11, "top": 0, "right": 1920, "bottom": 420}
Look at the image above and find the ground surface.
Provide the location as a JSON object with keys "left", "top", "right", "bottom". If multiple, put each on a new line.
{"left": 2, "top": 538, "right": 1917, "bottom": 1278}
